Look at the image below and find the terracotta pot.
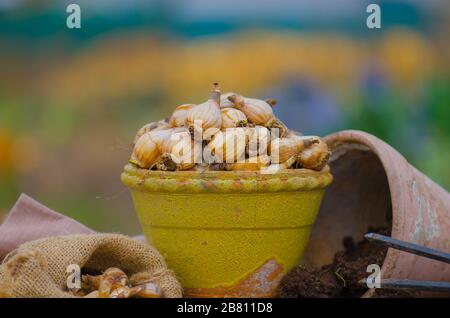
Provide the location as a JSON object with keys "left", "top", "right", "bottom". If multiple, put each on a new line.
{"left": 303, "top": 130, "right": 450, "bottom": 297}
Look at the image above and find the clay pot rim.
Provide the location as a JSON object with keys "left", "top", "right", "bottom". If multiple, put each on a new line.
{"left": 325, "top": 129, "right": 409, "bottom": 298}
{"left": 121, "top": 163, "right": 333, "bottom": 193}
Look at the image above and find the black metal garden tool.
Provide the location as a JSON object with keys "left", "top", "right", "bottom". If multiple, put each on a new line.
{"left": 361, "top": 233, "right": 450, "bottom": 293}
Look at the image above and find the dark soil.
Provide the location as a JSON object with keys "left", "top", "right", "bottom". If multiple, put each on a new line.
{"left": 277, "top": 264, "right": 343, "bottom": 298}
{"left": 332, "top": 227, "right": 390, "bottom": 297}
{"left": 278, "top": 227, "right": 416, "bottom": 298}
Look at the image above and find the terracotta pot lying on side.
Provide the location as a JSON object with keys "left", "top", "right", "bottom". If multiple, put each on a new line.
{"left": 303, "top": 130, "right": 450, "bottom": 297}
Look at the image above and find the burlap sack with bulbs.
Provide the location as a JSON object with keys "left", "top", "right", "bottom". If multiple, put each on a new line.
{"left": 0, "top": 234, "right": 182, "bottom": 298}
{"left": 0, "top": 194, "right": 182, "bottom": 298}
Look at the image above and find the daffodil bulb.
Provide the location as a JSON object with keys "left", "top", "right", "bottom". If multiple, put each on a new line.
{"left": 206, "top": 128, "right": 247, "bottom": 163}
{"left": 134, "top": 282, "right": 162, "bottom": 298}
{"left": 169, "top": 104, "right": 195, "bottom": 127}
{"left": 131, "top": 134, "right": 161, "bottom": 168}
{"left": 297, "top": 139, "right": 330, "bottom": 171}
{"left": 133, "top": 119, "right": 170, "bottom": 144}
{"left": 155, "top": 151, "right": 195, "bottom": 171}
{"left": 159, "top": 130, "right": 196, "bottom": 170}
{"left": 221, "top": 107, "right": 248, "bottom": 129}
{"left": 227, "top": 94, "right": 274, "bottom": 126}
{"left": 245, "top": 126, "right": 270, "bottom": 158}
{"left": 130, "top": 129, "right": 177, "bottom": 169}
{"left": 225, "top": 155, "right": 270, "bottom": 171}
{"left": 160, "top": 128, "right": 190, "bottom": 153}
{"left": 268, "top": 117, "right": 289, "bottom": 138}
{"left": 262, "top": 156, "right": 297, "bottom": 174}
{"left": 185, "top": 83, "right": 222, "bottom": 138}
{"left": 220, "top": 92, "right": 237, "bottom": 108}
{"left": 270, "top": 135, "right": 320, "bottom": 163}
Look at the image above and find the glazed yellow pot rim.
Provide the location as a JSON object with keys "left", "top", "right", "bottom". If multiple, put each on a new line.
{"left": 121, "top": 163, "right": 333, "bottom": 193}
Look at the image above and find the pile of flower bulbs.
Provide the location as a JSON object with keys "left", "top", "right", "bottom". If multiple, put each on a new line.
{"left": 130, "top": 83, "right": 330, "bottom": 173}
{"left": 70, "top": 267, "right": 162, "bottom": 298}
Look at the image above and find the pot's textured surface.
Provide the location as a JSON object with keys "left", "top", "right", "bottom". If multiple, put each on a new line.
{"left": 121, "top": 164, "right": 332, "bottom": 297}
{"left": 321, "top": 130, "right": 450, "bottom": 298}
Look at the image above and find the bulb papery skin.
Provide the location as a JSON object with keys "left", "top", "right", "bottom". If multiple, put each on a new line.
{"left": 297, "top": 139, "right": 330, "bottom": 171}
{"left": 225, "top": 155, "right": 270, "bottom": 171}
{"left": 245, "top": 126, "right": 270, "bottom": 158}
{"left": 221, "top": 107, "right": 248, "bottom": 129}
{"left": 133, "top": 282, "right": 162, "bottom": 298}
{"left": 270, "top": 135, "right": 319, "bottom": 164}
{"left": 151, "top": 128, "right": 186, "bottom": 147}
{"left": 185, "top": 86, "right": 222, "bottom": 138}
{"left": 131, "top": 132, "right": 161, "bottom": 169}
{"left": 169, "top": 104, "right": 195, "bottom": 127}
{"left": 228, "top": 94, "right": 274, "bottom": 126}
{"left": 268, "top": 117, "right": 289, "bottom": 138}
{"left": 269, "top": 138, "right": 300, "bottom": 164}
{"left": 160, "top": 128, "right": 191, "bottom": 153}
{"left": 156, "top": 146, "right": 195, "bottom": 171}
{"left": 220, "top": 92, "right": 237, "bottom": 108}
{"left": 185, "top": 101, "right": 222, "bottom": 132}
{"left": 262, "top": 156, "right": 297, "bottom": 174}
{"left": 206, "top": 128, "right": 247, "bottom": 163}
{"left": 163, "top": 130, "right": 196, "bottom": 170}
{"left": 133, "top": 119, "right": 170, "bottom": 144}
{"left": 130, "top": 128, "right": 184, "bottom": 169}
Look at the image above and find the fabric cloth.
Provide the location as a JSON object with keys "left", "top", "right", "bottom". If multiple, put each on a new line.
{"left": 0, "top": 194, "right": 94, "bottom": 261}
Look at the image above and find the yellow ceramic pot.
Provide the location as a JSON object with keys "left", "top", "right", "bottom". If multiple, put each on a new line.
{"left": 121, "top": 163, "right": 332, "bottom": 297}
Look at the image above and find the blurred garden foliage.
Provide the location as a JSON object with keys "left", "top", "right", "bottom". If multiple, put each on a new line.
{"left": 0, "top": 0, "right": 449, "bottom": 233}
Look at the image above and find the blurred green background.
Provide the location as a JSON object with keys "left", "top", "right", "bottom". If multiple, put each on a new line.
{"left": 0, "top": 0, "right": 449, "bottom": 234}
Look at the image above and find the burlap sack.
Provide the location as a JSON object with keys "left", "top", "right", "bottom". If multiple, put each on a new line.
{"left": 0, "top": 233, "right": 183, "bottom": 298}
